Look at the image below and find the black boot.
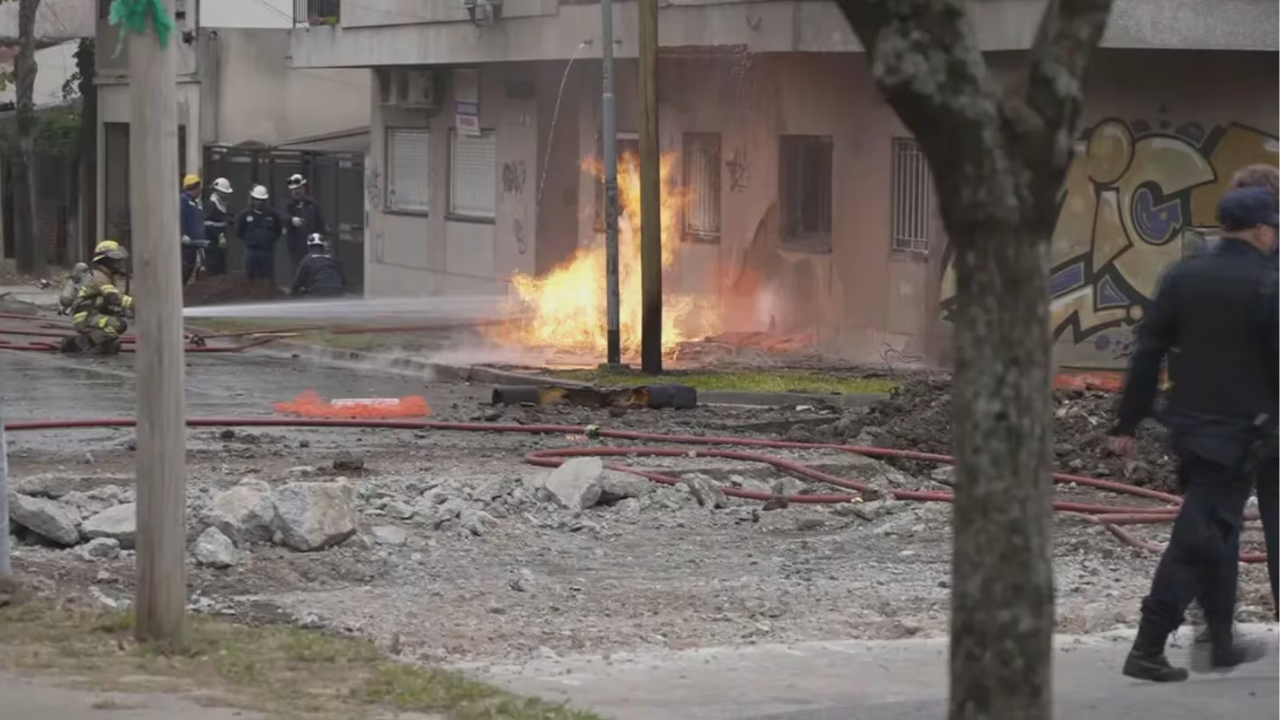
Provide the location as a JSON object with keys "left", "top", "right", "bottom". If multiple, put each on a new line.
{"left": 1123, "top": 622, "right": 1189, "bottom": 682}
{"left": 1191, "top": 626, "right": 1268, "bottom": 673}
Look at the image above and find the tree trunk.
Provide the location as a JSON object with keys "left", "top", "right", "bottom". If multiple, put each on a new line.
{"left": 948, "top": 220, "right": 1055, "bottom": 720}
{"left": 77, "top": 39, "right": 98, "bottom": 260}
{"left": 830, "top": 2, "right": 1114, "bottom": 719}
{"left": 12, "top": 0, "right": 42, "bottom": 275}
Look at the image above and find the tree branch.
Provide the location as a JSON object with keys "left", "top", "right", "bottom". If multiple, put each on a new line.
{"left": 1019, "top": 0, "right": 1114, "bottom": 177}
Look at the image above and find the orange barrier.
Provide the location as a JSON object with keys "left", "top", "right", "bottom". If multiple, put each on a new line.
{"left": 273, "top": 390, "right": 431, "bottom": 419}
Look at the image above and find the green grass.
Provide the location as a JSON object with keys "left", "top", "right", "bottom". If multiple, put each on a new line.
{"left": 546, "top": 368, "right": 898, "bottom": 395}
{"left": 0, "top": 600, "right": 602, "bottom": 720}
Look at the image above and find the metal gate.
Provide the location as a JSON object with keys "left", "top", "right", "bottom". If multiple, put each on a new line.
{"left": 203, "top": 144, "right": 364, "bottom": 292}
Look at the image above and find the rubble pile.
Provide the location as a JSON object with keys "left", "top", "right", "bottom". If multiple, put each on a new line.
{"left": 803, "top": 375, "right": 1178, "bottom": 491}
{"left": 184, "top": 272, "right": 285, "bottom": 306}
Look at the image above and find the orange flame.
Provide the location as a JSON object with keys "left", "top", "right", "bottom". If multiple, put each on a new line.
{"left": 488, "top": 151, "right": 720, "bottom": 357}
{"left": 274, "top": 390, "right": 431, "bottom": 419}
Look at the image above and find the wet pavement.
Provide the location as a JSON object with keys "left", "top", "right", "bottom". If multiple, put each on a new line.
{"left": 0, "top": 349, "right": 492, "bottom": 451}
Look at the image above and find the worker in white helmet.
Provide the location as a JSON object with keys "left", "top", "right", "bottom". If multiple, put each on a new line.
{"left": 202, "top": 177, "right": 234, "bottom": 276}
{"left": 284, "top": 173, "right": 326, "bottom": 273}
{"left": 233, "top": 184, "right": 284, "bottom": 281}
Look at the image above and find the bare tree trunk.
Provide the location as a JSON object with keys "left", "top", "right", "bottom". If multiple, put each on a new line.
{"left": 832, "top": 2, "right": 1114, "bottom": 719}
{"left": 12, "top": 0, "right": 43, "bottom": 275}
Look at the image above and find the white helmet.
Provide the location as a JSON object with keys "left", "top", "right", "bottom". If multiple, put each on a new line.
{"left": 287, "top": 174, "right": 306, "bottom": 189}
{"left": 211, "top": 177, "right": 233, "bottom": 194}
{"left": 250, "top": 184, "right": 269, "bottom": 200}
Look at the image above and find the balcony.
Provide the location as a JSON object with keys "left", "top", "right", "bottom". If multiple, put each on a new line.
{"left": 298, "top": 0, "right": 340, "bottom": 27}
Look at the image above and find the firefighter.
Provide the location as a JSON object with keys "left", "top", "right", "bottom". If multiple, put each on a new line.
{"left": 67, "top": 240, "right": 135, "bottom": 355}
{"left": 180, "top": 174, "right": 205, "bottom": 284}
{"left": 203, "top": 177, "right": 234, "bottom": 277}
{"left": 235, "top": 185, "right": 285, "bottom": 281}
{"left": 57, "top": 262, "right": 91, "bottom": 316}
{"left": 290, "top": 233, "right": 346, "bottom": 298}
{"left": 284, "top": 174, "right": 326, "bottom": 273}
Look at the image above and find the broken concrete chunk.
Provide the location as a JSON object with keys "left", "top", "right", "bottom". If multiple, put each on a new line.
{"left": 599, "top": 470, "right": 653, "bottom": 503}
{"left": 681, "top": 473, "right": 726, "bottom": 509}
{"left": 930, "top": 466, "right": 957, "bottom": 486}
{"left": 370, "top": 525, "right": 409, "bottom": 546}
{"left": 77, "top": 537, "right": 121, "bottom": 561}
{"left": 9, "top": 493, "right": 82, "bottom": 546}
{"left": 540, "top": 457, "right": 604, "bottom": 511}
{"left": 82, "top": 503, "right": 138, "bottom": 549}
{"left": 207, "top": 479, "right": 277, "bottom": 545}
{"left": 191, "top": 527, "right": 238, "bottom": 569}
{"left": 272, "top": 482, "right": 359, "bottom": 552}
{"left": 332, "top": 451, "right": 365, "bottom": 473}
{"left": 846, "top": 498, "right": 902, "bottom": 522}
{"left": 459, "top": 508, "right": 498, "bottom": 537}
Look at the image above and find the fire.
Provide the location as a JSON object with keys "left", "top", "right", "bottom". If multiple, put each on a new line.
{"left": 492, "top": 151, "right": 720, "bottom": 357}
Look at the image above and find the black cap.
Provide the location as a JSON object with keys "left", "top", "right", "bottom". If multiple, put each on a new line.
{"left": 1218, "top": 186, "right": 1279, "bottom": 231}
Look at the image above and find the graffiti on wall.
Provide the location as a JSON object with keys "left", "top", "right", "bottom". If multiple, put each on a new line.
{"left": 726, "top": 147, "right": 749, "bottom": 193}
{"left": 939, "top": 119, "right": 1278, "bottom": 361}
{"left": 502, "top": 160, "right": 527, "bottom": 196}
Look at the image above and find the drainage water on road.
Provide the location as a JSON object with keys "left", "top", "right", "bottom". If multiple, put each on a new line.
{"left": 181, "top": 296, "right": 517, "bottom": 322}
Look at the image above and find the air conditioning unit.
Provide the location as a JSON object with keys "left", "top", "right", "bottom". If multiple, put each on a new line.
{"left": 379, "top": 68, "right": 440, "bottom": 110}
{"left": 463, "top": 0, "right": 504, "bottom": 26}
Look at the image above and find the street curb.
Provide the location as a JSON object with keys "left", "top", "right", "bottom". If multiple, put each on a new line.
{"left": 252, "top": 339, "right": 887, "bottom": 408}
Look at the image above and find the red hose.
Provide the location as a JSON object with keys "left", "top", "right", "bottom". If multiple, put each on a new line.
{"left": 2, "top": 415, "right": 1267, "bottom": 563}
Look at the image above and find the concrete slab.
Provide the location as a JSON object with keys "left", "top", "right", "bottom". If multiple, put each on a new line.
{"left": 475, "top": 625, "right": 1280, "bottom": 720}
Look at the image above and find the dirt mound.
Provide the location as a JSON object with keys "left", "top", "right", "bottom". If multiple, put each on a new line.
{"left": 810, "top": 375, "right": 1178, "bottom": 491}
{"left": 185, "top": 273, "right": 285, "bottom": 306}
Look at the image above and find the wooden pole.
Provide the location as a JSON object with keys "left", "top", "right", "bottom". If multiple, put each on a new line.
{"left": 637, "top": 0, "right": 662, "bottom": 374}
{"left": 128, "top": 0, "right": 188, "bottom": 648}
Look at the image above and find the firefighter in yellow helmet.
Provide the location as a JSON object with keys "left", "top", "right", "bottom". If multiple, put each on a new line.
{"left": 65, "top": 240, "right": 135, "bottom": 355}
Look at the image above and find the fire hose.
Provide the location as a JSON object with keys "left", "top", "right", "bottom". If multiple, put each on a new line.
{"left": 0, "top": 416, "right": 1266, "bottom": 564}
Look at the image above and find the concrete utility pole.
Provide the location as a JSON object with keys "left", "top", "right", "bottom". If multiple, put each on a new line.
{"left": 601, "top": 0, "right": 622, "bottom": 368}
{"left": 0, "top": 395, "right": 11, "bottom": 580}
{"left": 637, "top": 0, "right": 662, "bottom": 374}
{"left": 127, "top": 0, "right": 188, "bottom": 648}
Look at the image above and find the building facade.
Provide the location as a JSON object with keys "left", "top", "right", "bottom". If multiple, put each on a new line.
{"left": 290, "top": 0, "right": 1278, "bottom": 366}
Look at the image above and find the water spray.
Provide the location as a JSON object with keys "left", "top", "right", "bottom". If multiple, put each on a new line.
{"left": 181, "top": 295, "right": 518, "bottom": 322}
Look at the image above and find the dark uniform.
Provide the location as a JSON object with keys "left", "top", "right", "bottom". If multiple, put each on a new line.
{"left": 180, "top": 188, "right": 205, "bottom": 284}
{"left": 290, "top": 248, "right": 346, "bottom": 298}
{"left": 1113, "top": 186, "right": 1278, "bottom": 682}
{"left": 284, "top": 194, "right": 326, "bottom": 271}
{"left": 235, "top": 205, "right": 285, "bottom": 281}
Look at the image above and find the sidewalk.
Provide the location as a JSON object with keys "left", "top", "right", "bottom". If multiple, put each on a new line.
{"left": 0, "top": 673, "right": 263, "bottom": 720}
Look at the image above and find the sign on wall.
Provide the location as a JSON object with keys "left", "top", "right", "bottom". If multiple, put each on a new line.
{"left": 454, "top": 69, "right": 481, "bottom": 137}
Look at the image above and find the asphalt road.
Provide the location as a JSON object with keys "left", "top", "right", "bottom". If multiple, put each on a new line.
{"left": 479, "top": 626, "right": 1279, "bottom": 720}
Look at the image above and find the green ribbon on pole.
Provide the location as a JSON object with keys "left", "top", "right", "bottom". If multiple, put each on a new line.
{"left": 108, "top": 0, "right": 176, "bottom": 58}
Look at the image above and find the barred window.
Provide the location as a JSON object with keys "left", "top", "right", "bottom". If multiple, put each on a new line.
{"left": 683, "top": 133, "right": 721, "bottom": 241}
{"left": 386, "top": 128, "right": 430, "bottom": 214}
{"left": 779, "top": 135, "right": 833, "bottom": 250}
{"left": 449, "top": 129, "right": 497, "bottom": 220}
{"left": 891, "top": 137, "right": 933, "bottom": 254}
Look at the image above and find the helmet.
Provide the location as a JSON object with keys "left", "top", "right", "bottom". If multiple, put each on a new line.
{"left": 92, "top": 240, "right": 131, "bottom": 274}
{"left": 287, "top": 174, "right": 306, "bottom": 190}
{"left": 211, "top": 177, "right": 233, "bottom": 194}
{"left": 307, "top": 233, "right": 325, "bottom": 246}
{"left": 250, "top": 184, "right": 269, "bottom": 200}
{"left": 182, "top": 174, "right": 202, "bottom": 190}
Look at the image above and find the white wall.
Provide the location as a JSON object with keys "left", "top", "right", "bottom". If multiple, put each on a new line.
{"left": 0, "top": 41, "right": 78, "bottom": 109}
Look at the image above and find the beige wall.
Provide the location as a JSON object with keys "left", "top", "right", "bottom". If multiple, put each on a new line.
{"left": 365, "top": 49, "right": 1278, "bottom": 364}
{"left": 365, "top": 64, "right": 541, "bottom": 296}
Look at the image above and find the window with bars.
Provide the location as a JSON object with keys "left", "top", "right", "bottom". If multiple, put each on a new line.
{"left": 449, "top": 129, "right": 497, "bottom": 220}
{"left": 386, "top": 128, "right": 430, "bottom": 214}
{"left": 890, "top": 137, "right": 933, "bottom": 254}
{"left": 683, "top": 133, "right": 721, "bottom": 241}
{"left": 594, "top": 134, "right": 641, "bottom": 231}
{"left": 779, "top": 135, "right": 833, "bottom": 250}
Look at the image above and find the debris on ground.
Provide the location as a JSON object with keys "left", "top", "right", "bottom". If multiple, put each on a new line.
{"left": 183, "top": 272, "right": 285, "bottom": 306}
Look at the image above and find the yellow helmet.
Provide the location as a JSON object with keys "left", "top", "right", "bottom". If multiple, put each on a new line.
{"left": 182, "top": 174, "right": 202, "bottom": 189}
{"left": 93, "top": 240, "right": 130, "bottom": 266}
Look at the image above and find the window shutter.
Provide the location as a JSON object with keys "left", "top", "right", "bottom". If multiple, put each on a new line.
{"left": 450, "top": 131, "right": 498, "bottom": 219}
{"left": 387, "top": 128, "right": 430, "bottom": 212}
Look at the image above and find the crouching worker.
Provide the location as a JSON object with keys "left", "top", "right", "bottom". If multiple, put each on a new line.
{"left": 290, "top": 233, "right": 345, "bottom": 298}
{"left": 57, "top": 262, "right": 91, "bottom": 315}
{"left": 64, "top": 240, "right": 135, "bottom": 355}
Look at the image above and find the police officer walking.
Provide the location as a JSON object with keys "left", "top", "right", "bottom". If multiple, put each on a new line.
{"left": 1111, "top": 185, "right": 1279, "bottom": 682}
